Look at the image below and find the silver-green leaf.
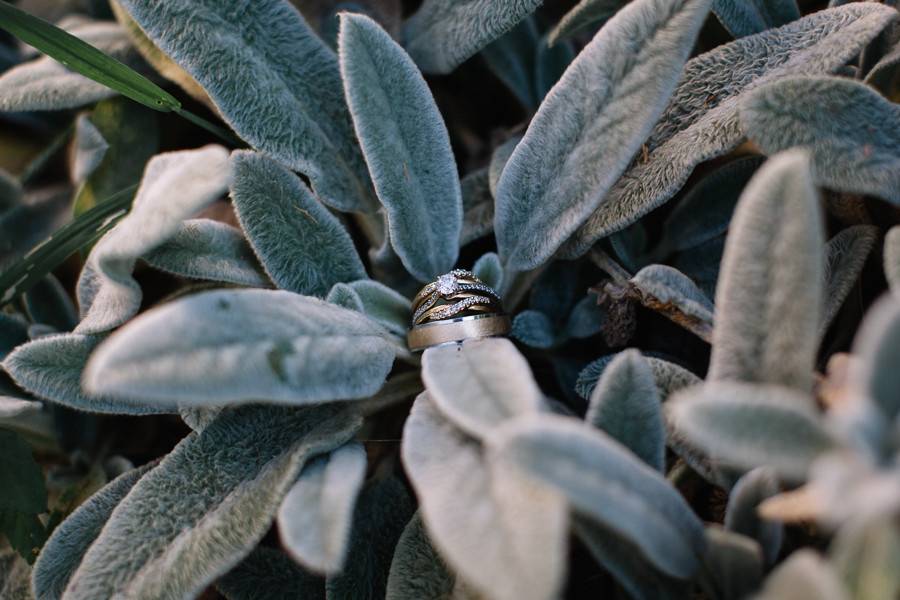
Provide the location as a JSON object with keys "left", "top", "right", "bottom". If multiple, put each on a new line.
{"left": 339, "top": 14, "right": 462, "bottom": 281}
{"left": 83, "top": 289, "right": 395, "bottom": 407}
{"left": 495, "top": 0, "right": 711, "bottom": 270}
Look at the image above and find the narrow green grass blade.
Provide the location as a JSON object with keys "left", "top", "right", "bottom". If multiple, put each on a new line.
{"left": 0, "top": 2, "right": 180, "bottom": 112}
{"left": 0, "top": 185, "right": 137, "bottom": 306}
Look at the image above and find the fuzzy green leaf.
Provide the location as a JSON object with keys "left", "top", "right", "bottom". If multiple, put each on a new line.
{"left": 342, "top": 280, "right": 411, "bottom": 337}
{"left": 725, "top": 467, "right": 783, "bottom": 565}
{"left": 142, "top": 219, "right": 269, "bottom": 288}
{"left": 495, "top": 0, "right": 712, "bottom": 270}
{"left": 667, "top": 381, "right": 838, "bottom": 480}
{"left": 230, "top": 151, "right": 365, "bottom": 296}
{"left": 494, "top": 414, "right": 706, "bottom": 578}
{"left": 481, "top": 18, "right": 540, "bottom": 109}
{"left": 84, "top": 289, "right": 395, "bottom": 407}
{"left": 277, "top": 443, "right": 367, "bottom": 575}
{"left": 472, "top": 252, "right": 503, "bottom": 292}
{"left": 118, "top": 0, "right": 376, "bottom": 213}
{"left": 70, "top": 114, "right": 108, "bottom": 184}
{"left": 820, "top": 225, "right": 878, "bottom": 339}
{"left": 385, "top": 513, "right": 456, "bottom": 600}
{"left": 564, "top": 3, "right": 897, "bottom": 257}
{"left": 711, "top": 0, "right": 800, "bottom": 38}
{"left": 511, "top": 310, "right": 557, "bottom": 349}
{"left": 548, "top": 0, "right": 627, "bottom": 46}
{"left": 339, "top": 14, "right": 461, "bottom": 281}
{"left": 0, "top": 15, "right": 169, "bottom": 112}
{"left": 32, "top": 462, "right": 153, "bottom": 600}
{"left": 697, "top": 527, "right": 765, "bottom": 600}
{"left": 708, "top": 151, "right": 823, "bottom": 391}
{"left": 460, "top": 169, "right": 494, "bottom": 246}
{"left": 586, "top": 349, "right": 665, "bottom": 471}
{"left": 63, "top": 404, "right": 360, "bottom": 599}
{"left": 402, "top": 394, "right": 567, "bottom": 600}
{"left": 488, "top": 136, "right": 521, "bottom": 199}
{"left": 630, "top": 265, "right": 714, "bottom": 339}
{"left": 850, "top": 298, "right": 900, "bottom": 420}
{"left": 76, "top": 145, "right": 230, "bottom": 334}
{"left": 421, "top": 338, "right": 542, "bottom": 440}
{"left": 4, "top": 333, "right": 174, "bottom": 415}
{"left": 576, "top": 353, "right": 701, "bottom": 400}
{"left": 402, "top": 0, "right": 542, "bottom": 75}
{"left": 886, "top": 226, "right": 900, "bottom": 296}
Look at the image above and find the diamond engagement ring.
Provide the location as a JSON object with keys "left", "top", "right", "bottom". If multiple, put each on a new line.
{"left": 407, "top": 269, "right": 511, "bottom": 351}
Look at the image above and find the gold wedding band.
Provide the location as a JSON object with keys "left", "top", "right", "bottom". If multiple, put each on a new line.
{"left": 407, "top": 270, "right": 510, "bottom": 351}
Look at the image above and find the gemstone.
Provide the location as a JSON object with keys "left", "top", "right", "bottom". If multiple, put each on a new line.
{"left": 436, "top": 273, "right": 458, "bottom": 295}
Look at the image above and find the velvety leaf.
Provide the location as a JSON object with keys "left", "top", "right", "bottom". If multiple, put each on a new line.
{"left": 84, "top": 289, "right": 395, "bottom": 406}
{"left": 72, "top": 97, "right": 158, "bottom": 217}
{"left": 118, "top": 0, "right": 376, "bottom": 213}
{"left": 70, "top": 114, "right": 108, "bottom": 184}
{"left": 385, "top": 513, "right": 456, "bottom": 600}
{"left": 548, "top": 0, "right": 627, "bottom": 46}
{"left": 820, "top": 225, "right": 878, "bottom": 338}
{"left": 327, "top": 280, "right": 410, "bottom": 339}
{"left": 0, "top": 398, "right": 42, "bottom": 420}
{"left": 32, "top": 462, "right": 152, "bottom": 600}
{"left": 576, "top": 353, "right": 701, "bottom": 400}
{"left": 23, "top": 275, "right": 77, "bottom": 333}
{"left": 339, "top": 14, "right": 461, "bottom": 281}
{"left": 511, "top": 310, "right": 557, "bottom": 349}
{"left": 481, "top": 18, "right": 539, "bottom": 109}
{"left": 325, "top": 474, "right": 415, "bottom": 599}
{"left": 142, "top": 219, "right": 269, "bottom": 288}
{"left": 711, "top": 0, "right": 800, "bottom": 38}
{"left": 109, "top": 0, "right": 212, "bottom": 107}
{"left": 572, "top": 517, "right": 690, "bottom": 600}
{"left": 667, "top": 381, "right": 839, "bottom": 480}
{"left": 230, "top": 151, "right": 365, "bottom": 296}
{"left": 586, "top": 349, "right": 665, "bottom": 471}
{"left": 562, "top": 296, "right": 606, "bottom": 340}
{"left": 277, "top": 443, "right": 367, "bottom": 574}
{"left": 493, "top": 414, "right": 706, "bottom": 578}
{"left": 76, "top": 145, "right": 230, "bottom": 334}
{"left": 850, "top": 297, "right": 900, "bottom": 420}
{"left": 0, "top": 429, "right": 46, "bottom": 514}
{"left": 402, "top": 394, "right": 567, "bottom": 600}
{"left": 217, "top": 546, "right": 325, "bottom": 600}
{"left": 488, "top": 136, "right": 520, "bottom": 199}
{"left": 657, "top": 156, "right": 763, "bottom": 256}
{"left": 741, "top": 76, "right": 900, "bottom": 205}
{"left": 630, "top": 264, "right": 714, "bottom": 339}
{"left": 4, "top": 333, "right": 175, "bottom": 415}
{"left": 725, "top": 467, "right": 783, "bottom": 565}
{"left": 886, "top": 226, "right": 900, "bottom": 295}
{"left": 0, "top": 19, "right": 150, "bottom": 111}
{"left": 564, "top": 3, "right": 897, "bottom": 257}
{"left": 402, "top": 0, "right": 543, "bottom": 75}
{"left": 472, "top": 252, "right": 503, "bottom": 291}
{"left": 708, "top": 151, "right": 824, "bottom": 391}
{"left": 421, "top": 338, "right": 542, "bottom": 439}
{"left": 495, "top": 0, "right": 712, "bottom": 270}
{"left": 697, "top": 527, "right": 764, "bottom": 600}
{"left": 754, "top": 550, "right": 850, "bottom": 600}
{"left": 63, "top": 404, "right": 361, "bottom": 600}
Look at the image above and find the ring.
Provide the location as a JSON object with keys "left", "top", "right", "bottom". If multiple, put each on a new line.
{"left": 407, "top": 270, "right": 511, "bottom": 351}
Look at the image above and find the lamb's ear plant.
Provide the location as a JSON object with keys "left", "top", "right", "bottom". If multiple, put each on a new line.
{"left": 1, "top": 0, "right": 900, "bottom": 598}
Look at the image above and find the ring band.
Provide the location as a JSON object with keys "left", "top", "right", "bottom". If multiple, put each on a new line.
{"left": 407, "top": 313, "right": 512, "bottom": 351}
{"left": 407, "top": 270, "right": 510, "bottom": 351}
